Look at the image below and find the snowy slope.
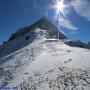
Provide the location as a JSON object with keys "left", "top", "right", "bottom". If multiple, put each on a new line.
{"left": 0, "top": 28, "right": 90, "bottom": 90}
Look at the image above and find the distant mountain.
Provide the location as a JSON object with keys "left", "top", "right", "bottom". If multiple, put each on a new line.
{"left": 64, "top": 40, "right": 87, "bottom": 48}
{"left": 8, "top": 17, "right": 67, "bottom": 41}
{"left": 87, "top": 42, "right": 90, "bottom": 49}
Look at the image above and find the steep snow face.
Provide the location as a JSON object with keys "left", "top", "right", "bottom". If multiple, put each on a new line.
{"left": 0, "top": 36, "right": 90, "bottom": 90}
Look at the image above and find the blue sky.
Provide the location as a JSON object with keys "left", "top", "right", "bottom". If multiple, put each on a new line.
{"left": 0, "top": 0, "right": 90, "bottom": 44}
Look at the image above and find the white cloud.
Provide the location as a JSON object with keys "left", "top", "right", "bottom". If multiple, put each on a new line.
{"left": 60, "top": 17, "right": 78, "bottom": 30}
{"left": 51, "top": 1, "right": 78, "bottom": 30}
{"left": 69, "top": 30, "right": 78, "bottom": 34}
{"left": 54, "top": 0, "right": 90, "bottom": 30}
{"left": 71, "top": 0, "right": 90, "bottom": 21}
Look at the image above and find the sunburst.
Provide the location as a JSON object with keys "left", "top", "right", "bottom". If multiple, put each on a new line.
{"left": 52, "top": 0, "right": 66, "bottom": 16}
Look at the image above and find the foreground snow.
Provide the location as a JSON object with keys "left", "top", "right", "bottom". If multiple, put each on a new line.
{"left": 0, "top": 38, "right": 90, "bottom": 90}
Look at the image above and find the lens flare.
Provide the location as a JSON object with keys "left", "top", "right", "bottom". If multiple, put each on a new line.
{"left": 50, "top": 0, "right": 66, "bottom": 40}
{"left": 52, "top": 0, "right": 66, "bottom": 16}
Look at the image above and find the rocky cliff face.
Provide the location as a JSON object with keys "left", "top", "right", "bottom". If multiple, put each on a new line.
{"left": 8, "top": 17, "right": 67, "bottom": 41}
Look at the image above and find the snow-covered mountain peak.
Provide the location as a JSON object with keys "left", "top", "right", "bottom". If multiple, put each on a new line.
{"left": 8, "top": 17, "right": 67, "bottom": 42}
{"left": 0, "top": 17, "right": 68, "bottom": 59}
{"left": 0, "top": 17, "right": 90, "bottom": 90}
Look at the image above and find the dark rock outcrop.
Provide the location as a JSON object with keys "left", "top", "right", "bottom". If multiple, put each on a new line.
{"left": 65, "top": 40, "right": 87, "bottom": 48}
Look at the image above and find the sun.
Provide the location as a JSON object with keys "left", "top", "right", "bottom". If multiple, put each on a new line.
{"left": 50, "top": 0, "right": 66, "bottom": 40}
{"left": 56, "top": 0, "right": 65, "bottom": 14}
{"left": 52, "top": 0, "right": 66, "bottom": 15}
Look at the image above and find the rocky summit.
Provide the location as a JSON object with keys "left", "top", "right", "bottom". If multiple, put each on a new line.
{"left": 8, "top": 17, "right": 67, "bottom": 41}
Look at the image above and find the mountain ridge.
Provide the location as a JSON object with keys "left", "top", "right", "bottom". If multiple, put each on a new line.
{"left": 8, "top": 17, "right": 67, "bottom": 41}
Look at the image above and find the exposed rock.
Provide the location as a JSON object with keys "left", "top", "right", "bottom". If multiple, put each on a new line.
{"left": 8, "top": 26, "right": 32, "bottom": 41}
{"left": 65, "top": 40, "right": 87, "bottom": 48}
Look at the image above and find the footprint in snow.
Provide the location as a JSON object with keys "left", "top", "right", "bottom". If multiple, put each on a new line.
{"left": 64, "top": 59, "right": 72, "bottom": 64}
{"left": 67, "top": 50, "right": 72, "bottom": 52}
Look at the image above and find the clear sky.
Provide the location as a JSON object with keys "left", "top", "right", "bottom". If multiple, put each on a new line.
{"left": 0, "top": 0, "right": 90, "bottom": 44}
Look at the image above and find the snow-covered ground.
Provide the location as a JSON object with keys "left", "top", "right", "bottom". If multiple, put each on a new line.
{"left": 0, "top": 28, "right": 90, "bottom": 90}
